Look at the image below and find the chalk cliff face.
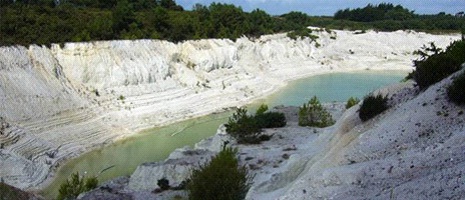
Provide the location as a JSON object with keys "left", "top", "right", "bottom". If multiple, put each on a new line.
{"left": 0, "top": 30, "right": 459, "bottom": 190}
{"left": 268, "top": 70, "right": 465, "bottom": 200}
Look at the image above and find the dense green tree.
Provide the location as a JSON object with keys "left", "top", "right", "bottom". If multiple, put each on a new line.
{"left": 0, "top": 1, "right": 463, "bottom": 46}
{"left": 112, "top": 0, "right": 136, "bottom": 34}
{"left": 168, "top": 11, "right": 196, "bottom": 42}
{"left": 159, "top": 0, "right": 182, "bottom": 11}
{"left": 334, "top": 3, "right": 412, "bottom": 22}
{"left": 209, "top": 3, "right": 247, "bottom": 39}
{"left": 279, "top": 11, "right": 311, "bottom": 30}
{"left": 246, "top": 9, "right": 273, "bottom": 36}
{"left": 0, "top": 0, "right": 15, "bottom": 6}
{"left": 192, "top": 3, "right": 212, "bottom": 38}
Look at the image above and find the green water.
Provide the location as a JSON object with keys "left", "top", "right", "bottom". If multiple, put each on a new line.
{"left": 41, "top": 70, "right": 406, "bottom": 199}
{"left": 256, "top": 70, "right": 408, "bottom": 106}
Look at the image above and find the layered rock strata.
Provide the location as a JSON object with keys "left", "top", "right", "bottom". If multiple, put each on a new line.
{"left": 0, "top": 30, "right": 459, "bottom": 190}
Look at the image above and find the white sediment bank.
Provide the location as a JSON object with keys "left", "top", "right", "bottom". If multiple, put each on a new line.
{"left": 0, "top": 29, "right": 460, "bottom": 191}
{"left": 81, "top": 70, "right": 465, "bottom": 199}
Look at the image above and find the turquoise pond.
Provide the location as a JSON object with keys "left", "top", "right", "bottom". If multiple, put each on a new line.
{"left": 41, "top": 70, "right": 407, "bottom": 198}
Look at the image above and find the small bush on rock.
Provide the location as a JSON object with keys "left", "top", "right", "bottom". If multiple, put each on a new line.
{"left": 447, "top": 71, "right": 465, "bottom": 105}
{"left": 57, "top": 172, "right": 98, "bottom": 200}
{"left": 359, "top": 94, "right": 389, "bottom": 121}
{"left": 255, "top": 112, "right": 286, "bottom": 128}
{"left": 255, "top": 104, "right": 286, "bottom": 128}
{"left": 298, "top": 96, "right": 335, "bottom": 127}
{"left": 225, "top": 105, "right": 286, "bottom": 144}
{"left": 346, "top": 97, "right": 360, "bottom": 109}
{"left": 225, "top": 107, "right": 261, "bottom": 144}
{"left": 157, "top": 178, "right": 170, "bottom": 191}
{"left": 187, "top": 147, "right": 251, "bottom": 200}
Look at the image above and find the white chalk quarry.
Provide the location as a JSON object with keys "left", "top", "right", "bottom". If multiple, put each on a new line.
{"left": 0, "top": 29, "right": 460, "bottom": 194}
{"left": 80, "top": 72, "right": 465, "bottom": 199}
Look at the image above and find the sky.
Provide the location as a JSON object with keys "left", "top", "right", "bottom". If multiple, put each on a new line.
{"left": 176, "top": 0, "right": 465, "bottom": 16}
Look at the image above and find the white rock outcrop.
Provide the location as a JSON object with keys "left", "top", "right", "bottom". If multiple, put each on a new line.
{"left": 0, "top": 30, "right": 460, "bottom": 191}
{"left": 248, "top": 71, "right": 465, "bottom": 199}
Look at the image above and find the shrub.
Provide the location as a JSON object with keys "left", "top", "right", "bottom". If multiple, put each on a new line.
{"left": 287, "top": 28, "right": 319, "bottom": 42}
{"left": 255, "top": 112, "right": 286, "bottom": 128}
{"left": 447, "top": 71, "right": 465, "bottom": 105}
{"left": 298, "top": 96, "right": 335, "bottom": 127}
{"left": 254, "top": 104, "right": 286, "bottom": 128}
{"left": 0, "top": 182, "right": 33, "bottom": 200}
{"left": 225, "top": 105, "right": 286, "bottom": 144}
{"left": 57, "top": 172, "right": 98, "bottom": 200}
{"left": 359, "top": 94, "right": 389, "bottom": 121}
{"left": 187, "top": 147, "right": 251, "bottom": 200}
{"left": 255, "top": 104, "right": 268, "bottom": 115}
{"left": 157, "top": 178, "right": 171, "bottom": 191}
{"left": 346, "top": 97, "right": 360, "bottom": 109}
{"left": 225, "top": 107, "right": 261, "bottom": 144}
{"left": 411, "top": 40, "right": 465, "bottom": 90}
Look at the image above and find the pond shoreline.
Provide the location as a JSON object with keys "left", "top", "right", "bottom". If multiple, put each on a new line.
{"left": 0, "top": 30, "right": 458, "bottom": 196}
{"left": 40, "top": 69, "right": 409, "bottom": 199}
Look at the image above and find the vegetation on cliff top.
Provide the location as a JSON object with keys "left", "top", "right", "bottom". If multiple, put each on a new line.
{"left": 0, "top": 1, "right": 463, "bottom": 46}
{"left": 409, "top": 40, "right": 465, "bottom": 90}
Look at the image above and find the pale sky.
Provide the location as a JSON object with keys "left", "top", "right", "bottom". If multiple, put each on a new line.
{"left": 176, "top": 0, "right": 465, "bottom": 16}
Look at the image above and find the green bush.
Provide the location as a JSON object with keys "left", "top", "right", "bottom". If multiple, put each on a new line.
{"left": 225, "top": 107, "right": 261, "bottom": 144}
{"left": 187, "top": 147, "right": 251, "bottom": 200}
{"left": 225, "top": 105, "right": 286, "bottom": 144}
{"left": 359, "top": 94, "right": 389, "bottom": 121}
{"left": 298, "top": 96, "right": 335, "bottom": 127}
{"left": 157, "top": 178, "right": 171, "bottom": 191}
{"left": 255, "top": 104, "right": 268, "bottom": 115}
{"left": 254, "top": 104, "right": 286, "bottom": 128}
{"left": 447, "top": 71, "right": 465, "bottom": 105}
{"left": 0, "top": 183, "right": 33, "bottom": 200}
{"left": 287, "top": 28, "right": 319, "bottom": 41}
{"left": 255, "top": 112, "right": 286, "bottom": 128}
{"left": 346, "top": 97, "right": 360, "bottom": 109}
{"left": 57, "top": 172, "right": 98, "bottom": 200}
{"left": 411, "top": 40, "right": 465, "bottom": 90}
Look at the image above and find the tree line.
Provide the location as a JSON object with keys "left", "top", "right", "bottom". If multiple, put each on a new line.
{"left": 0, "top": 1, "right": 463, "bottom": 47}
{"left": 332, "top": 3, "right": 465, "bottom": 32}
{"left": 0, "top": 0, "right": 311, "bottom": 46}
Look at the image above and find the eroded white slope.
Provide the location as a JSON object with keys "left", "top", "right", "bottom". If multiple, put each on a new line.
{"left": 0, "top": 30, "right": 459, "bottom": 190}
{"left": 257, "top": 70, "right": 465, "bottom": 200}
